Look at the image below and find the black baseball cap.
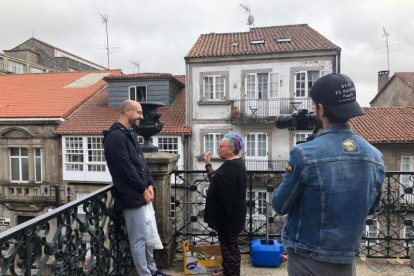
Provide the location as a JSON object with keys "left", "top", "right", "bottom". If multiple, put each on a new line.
{"left": 310, "top": 73, "right": 365, "bottom": 119}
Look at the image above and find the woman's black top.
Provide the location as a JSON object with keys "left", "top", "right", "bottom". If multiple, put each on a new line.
{"left": 204, "top": 158, "right": 247, "bottom": 240}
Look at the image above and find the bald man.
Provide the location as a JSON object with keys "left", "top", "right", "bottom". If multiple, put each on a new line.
{"left": 104, "top": 100, "right": 169, "bottom": 276}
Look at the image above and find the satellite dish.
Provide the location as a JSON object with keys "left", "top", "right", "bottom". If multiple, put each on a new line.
{"left": 247, "top": 14, "right": 254, "bottom": 26}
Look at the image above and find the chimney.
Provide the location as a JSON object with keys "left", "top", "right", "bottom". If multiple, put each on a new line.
{"left": 378, "top": 70, "right": 389, "bottom": 92}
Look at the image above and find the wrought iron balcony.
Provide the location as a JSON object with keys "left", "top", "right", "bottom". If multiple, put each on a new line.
{"left": 0, "top": 170, "right": 413, "bottom": 276}
{"left": 0, "top": 185, "right": 133, "bottom": 275}
{"left": 231, "top": 98, "right": 314, "bottom": 123}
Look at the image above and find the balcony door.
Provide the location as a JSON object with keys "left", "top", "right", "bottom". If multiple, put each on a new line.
{"left": 245, "top": 133, "right": 268, "bottom": 170}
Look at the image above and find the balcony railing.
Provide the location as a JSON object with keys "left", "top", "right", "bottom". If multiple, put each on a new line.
{"left": 0, "top": 185, "right": 133, "bottom": 275}
{"left": 0, "top": 171, "right": 413, "bottom": 275}
{"left": 231, "top": 98, "right": 314, "bottom": 122}
{"left": 245, "top": 159, "right": 288, "bottom": 171}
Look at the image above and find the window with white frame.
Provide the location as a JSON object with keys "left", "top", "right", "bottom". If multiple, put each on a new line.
{"left": 245, "top": 73, "right": 279, "bottom": 99}
{"left": 255, "top": 191, "right": 267, "bottom": 215}
{"left": 295, "top": 70, "right": 328, "bottom": 98}
{"left": 364, "top": 219, "right": 379, "bottom": 245}
{"left": 157, "top": 137, "right": 178, "bottom": 154}
{"left": 245, "top": 133, "right": 267, "bottom": 158}
{"left": 204, "top": 133, "right": 224, "bottom": 157}
{"left": 400, "top": 156, "right": 414, "bottom": 204}
{"left": 34, "top": 148, "right": 42, "bottom": 183}
{"left": 8, "top": 60, "right": 25, "bottom": 74}
{"left": 65, "top": 137, "right": 84, "bottom": 171}
{"left": 87, "top": 137, "right": 106, "bottom": 172}
{"left": 10, "top": 148, "right": 29, "bottom": 182}
{"left": 170, "top": 196, "right": 176, "bottom": 224}
{"left": 129, "top": 86, "right": 147, "bottom": 102}
{"left": 404, "top": 226, "right": 414, "bottom": 248}
{"left": 64, "top": 137, "right": 107, "bottom": 172}
{"left": 203, "top": 75, "right": 225, "bottom": 100}
{"left": 294, "top": 132, "right": 312, "bottom": 145}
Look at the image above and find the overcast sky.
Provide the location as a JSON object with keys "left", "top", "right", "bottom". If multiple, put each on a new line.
{"left": 1, "top": 0, "right": 413, "bottom": 106}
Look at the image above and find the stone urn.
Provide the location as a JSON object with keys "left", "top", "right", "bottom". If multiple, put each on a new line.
{"left": 134, "top": 102, "right": 164, "bottom": 152}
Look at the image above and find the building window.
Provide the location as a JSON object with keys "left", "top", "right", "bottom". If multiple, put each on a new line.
{"left": 203, "top": 75, "right": 225, "bottom": 100}
{"left": 87, "top": 137, "right": 106, "bottom": 172}
{"left": 170, "top": 196, "right": 176, "bottom": 224}
{"left": 157, "top": 137, "right": 178, "bottom": 154}
{"left": 404, "top": 226, "right": 414, "bottom": 248}
{"left": 364, "top": 219, "right": 379, "bottom": 246}
{"left": 256, "top": 191, "right": 267, "bottom": 215}
{"left": 34, "top": 148, "right": 42, "bottom": 183}
{"left": 400, "top": 156, "right": 414, "bottom": 204}
{"left": 129, "top": 86, "right": 147, "bottom": 102}
{"left": 294, "top": 70, "right": 328, "bottom": 98}
{"left": 204, "top": 133, "right": 224, "bottom": 157}
{"left": 294, "top": 132, "right": 312, "bottom": 145}
{"left": 65, "top": 137, "right": 84, "bottom": 171}
{"left": 10, "top": 148, "right": 29, "bottom": 182}
{"left": 246, "top": 133, "right": 267, "bottom": 158}
{"left": 8, "top": 60, "right": 25, "bottom": 74}
{"left": 0, "top": 58, "right": 3, "bottom": 70}
{"left": 245, "top": 73, "right": 279, "bottom": 99}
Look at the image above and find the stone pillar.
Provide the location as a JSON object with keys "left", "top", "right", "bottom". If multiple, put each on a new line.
{"left": 145, "top": 152, "right": 179, "bottom": 269}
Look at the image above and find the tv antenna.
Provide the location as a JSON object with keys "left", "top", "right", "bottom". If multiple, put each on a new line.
{"left": 131, "top": 60, "right": 140, "bottom": 73}
{"left": 372, "top": 27, "right": 403, "bottom": 72}
{"left": 240, "top": 4, "right": 254, "bottom": 31}
{"left": 382, "top": 27, "right": 390, "bottom": 72}
{"left": 99, "top": 13, "right": 110, "bottom": 69}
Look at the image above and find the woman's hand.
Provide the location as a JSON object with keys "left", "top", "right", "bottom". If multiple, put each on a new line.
{"left": 204, "top": 151, "right": 212, "bottom": 165}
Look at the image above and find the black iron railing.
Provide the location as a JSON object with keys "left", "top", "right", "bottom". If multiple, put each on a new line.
{"left": 0, "top": 169, "right": 413, "bottom": 276}
{"left": 0, "top": 185, "right": 133, "bottom": 276}
{"left": 231, "top": 98, "right": 314, "bottom": 122}
{"left": 172, "top": 170, "right": 283, "bottom": 254}
{"left": 172, "top": 170, "right": 414, "bottom": 259}
{"left": 361, "top": 171, "right": 414, "bottom": 258}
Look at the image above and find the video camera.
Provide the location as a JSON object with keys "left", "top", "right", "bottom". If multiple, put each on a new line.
{"left": 275, "top": 109, "right": 317, "bottom": 130}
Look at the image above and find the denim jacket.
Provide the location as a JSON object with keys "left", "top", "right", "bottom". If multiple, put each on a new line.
{"left": 272, "top": 125, "right": 385, "bottom": 263}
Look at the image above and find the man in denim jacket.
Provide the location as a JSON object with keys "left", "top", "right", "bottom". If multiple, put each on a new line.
{"left": 273, "top": 73, "right": 385, "bottom": 276}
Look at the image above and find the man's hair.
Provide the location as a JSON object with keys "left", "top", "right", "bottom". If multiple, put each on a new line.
{"left": 315, "top": 103, "right": 348, "bottom": 124}
{"left": 120, "top": 100, "right": 136, "bottom": 115}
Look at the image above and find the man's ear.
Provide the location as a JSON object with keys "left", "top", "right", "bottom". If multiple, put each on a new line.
{"left": 316, "top": 103, "right": 325, "bottom": 117}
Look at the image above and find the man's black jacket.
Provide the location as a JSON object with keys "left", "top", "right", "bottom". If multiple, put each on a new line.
{"left": 103, "top": 122, "right": 153, "bottom": 212}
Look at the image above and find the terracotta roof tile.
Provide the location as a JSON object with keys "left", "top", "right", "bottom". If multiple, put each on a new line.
{"left": 186, "top": 24, "right": 340, "bottom": 58}
{"left": 351, "top": 107, "right": 414, "bottom": 143}
{"left": 0, "top": 70, "right": 121, "bottom": 118}
{"left": 55, "top": 82, "right": 191, "bottom": 135}
{"left": 104, "top": 72, "right": 175, "bottom": 80}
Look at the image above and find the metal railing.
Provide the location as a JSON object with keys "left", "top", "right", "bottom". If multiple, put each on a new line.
{"left": 231, "top": 98, "right": 314, "bottom": 122}
{"left": 0, "top": 185, "right": 133, "bottom": 276}
{"left": 172, "top": 170, "right": 414, "bottom": 259}
{"left": 245, "top": 160, "right": 288, "bottom": 171}
{"left": 0, "top": 170, "right": 413, "bottom": 276}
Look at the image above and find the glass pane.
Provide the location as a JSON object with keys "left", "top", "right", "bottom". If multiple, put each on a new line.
{"left": 35, "top": 158, "right": 42, "bottom": 182}
{"left": 21, "top": 148, "right": 28, "bottom": 156}
{"left": 10, "top": 148, "right": 19, "bottom": 156}
{"left": 11, "top": 158, "right": 19, "bottom": 181}
{"left": 22, "top": 158, "right": 29, "bottom": 181}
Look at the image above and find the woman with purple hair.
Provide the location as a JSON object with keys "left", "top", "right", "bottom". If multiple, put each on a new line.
{"left": 204, "top": 133, "right": 247, "bottom": 276}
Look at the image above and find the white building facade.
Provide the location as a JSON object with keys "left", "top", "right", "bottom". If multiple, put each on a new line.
{"left": 185, "top": 24, "right": 341, "bottom": 172}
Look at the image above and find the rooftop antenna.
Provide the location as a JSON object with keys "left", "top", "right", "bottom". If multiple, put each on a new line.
{"left": 240, "top": 4, "right": 254, "bottom": 31}
{"left": 99, "top": 13, "right": 110, "bottom": 69}
{"left": 131, "top": 60, "right": 140, "bottom": 73}
{"left": 382, "top": 27, "right": 390, "bottom": 72}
